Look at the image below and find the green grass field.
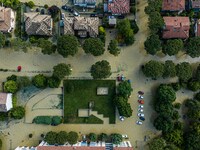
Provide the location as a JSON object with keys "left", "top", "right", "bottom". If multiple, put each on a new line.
{"left": 63, "top": 80, "right": 116, "bottom": 124}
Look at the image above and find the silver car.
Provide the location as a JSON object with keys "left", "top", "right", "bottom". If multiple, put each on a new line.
{"left": 138, "top": 108, "right": 144, "bottom": 113}
{"left": 136, "top": 121, "right": 142, "bottom": 125}
{"left": 137, "top": 113, "right": 144, "bottom": 117}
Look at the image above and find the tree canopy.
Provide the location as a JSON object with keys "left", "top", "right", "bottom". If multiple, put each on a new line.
{"left": 10, "top": 106, "right": 25, "bottom": 119}
{"left": 83, "top": 38, "right": 105, "bottom": 56}
{"left": 154, "top": 115, "right": 174, "bottom": 133}
{"left": 117, "top": 81, "right": 133, "bottom": 98}
{"left": 56, "top": 131, "right": 68, "bottom": 145}
{"left": 4, "top": 80, "right": 18, "bottom": 93}
{"left": 117, "top": 19, "right": 135, "bottom": 45}
{"left": 111, "top": 134, "right": 122, "bottom": 145}
{"left": 148, "top": 11, "right": 164, "bottom": 33}
{"left": 164, "top": 130, "right": 183, "bottom": 146}
{"left": 38, "top": 38, "right": 55, "bottom": 55}
{"left": 67, "top": 131, "right": 78, "bottom": 145}
{"left": 89, "top": 133, "right": 97, "bottom": 141}
{"left": 0, "top": 32, "right": 5, "bottom": 48}
{"left": 90, "top": 60, "right": 111, "bottom": 79}
{"left": 144, "top": 34, "right": 161, "bottom": 55}
{"left": 157, "top": 85, "right": 176, "bottom": 103}
{"left": 144, "top": 0, "right": 162, "bottom": 14}
{"left": 186, "top": 37, "right": 200, "bottom": 58}
{"left": 176, "top": 62, "right": 192, "bottom": 82}
{"left": 108, "top": 40, "right": 121, "bottom": 56}
{"left": 163, "top": 60, "right": 176, "bottom": 78}
{"left": 57, "top": 35, "right": 79, "bottom": 57}
{"left": 149, "top": 138, "right": 166, "bottom": 150}
{"left": 44, "top": 131, "right": 57, "bottom": 145}
{"left": 32, "top": 74, "right": 47, "bottom": 88}
{"left": 53, "top": 63, "right": 72, "bottom": 80}
{"left": 163, "top": 39, "right": 183, "bottom": 56}
{"left": 48, "top": 5, "right": 60, "bottom": 17}
{"left": 142, "top": 60, "right": 164, "bottom": 79}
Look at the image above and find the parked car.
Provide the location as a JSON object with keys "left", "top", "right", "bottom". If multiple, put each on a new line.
{"left": 136, "top": 121, "right": 142, "bottom": 125}
{"left": 61, "top": 5, "right": 68, "bottom": 10}
{"left": 61, "top": 13, "right": 65, "bottom": 20}
{"left": 122, "top": 134, "right": 128, "bottom": 138}
{"left": 119, "top": 116, "right": 125, "bottom": 121}
{"left": 90, "top": 13, "right": 97, "bottom": 17}
{"left": 139, "top": 117, "right": 145, "bottom": 121}
{"left": 138, "top": 95, "right": 144, "bottom": 99}
{"left": 138, "top": 91, "right": 144, "bottom": 95}
{"left": 138, "top": 100, "right": 144, "bottom": 104}
{"left": 138, "top": 105, "right": 144, "bottom": 109}
{"left": 73, "top": 11, "right": 79, "bottom": 16}
{"left": 138, "top": 108, "right": 144, "bottom": 113}
{"left": 68, "top": 8, "right": 74, "bottom": 13}
{"left": 137, "top": 113, "right": 144, "bottom": 117}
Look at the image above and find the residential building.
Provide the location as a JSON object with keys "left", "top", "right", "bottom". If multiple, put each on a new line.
{"left": 63, "top": 16, "right": 99, "bottom": 37}
{"left": 24, "top": 12, "right": 53, "bottom": 36}
{"left": 162, "top": 17, "right": 190, "bottom": 39}
{"left": 15, "top": 146, "right": 36, "bottom": 150}
{"left": 190, "top": 0, "right": 200, "bottom": 11}
{"left": 162, "top": 0, "right": 185, "bottom": 11}
{"left": 0, "top": 93, "right": 13, "bottom": 112}
{"left": 73, "top": 0, "right": 96, "bottom": 8}
{"left": 0, "top": 7, "right": 15, "bottom": 33}
{"left": 104, "top": 0, "right": 130, "bottom": 15}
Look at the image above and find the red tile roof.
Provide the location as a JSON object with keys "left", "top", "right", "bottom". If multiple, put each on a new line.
{"left": 162, "top": 0, "right": 185, "bottom": 11}
{"left": 162, "top": 17, "right": 190, "bottom": 39}
{"left": 192, "top": 0, "right": 200, "bottom": 9}
{"left": 108, "top": 0, "right": 130, "bottom": 15}
{"left": 113, "top": 147, "right": 134, "bottom": 150}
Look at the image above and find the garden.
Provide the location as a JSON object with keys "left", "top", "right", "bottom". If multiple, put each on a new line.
{"left": 63, "top": 80, "right": 116, "bottom": 124}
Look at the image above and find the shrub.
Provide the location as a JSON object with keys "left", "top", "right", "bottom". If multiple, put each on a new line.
{"left": 171, "top": 82, "right": 181, "bottom": 91}
{"left": 32, "top": 74, "right": 47, "bottom": 88}
{"left": 12, "top": 94, "right": 17, "bottom": 108}
{"left": 4, "top": 80, "right": 18, "bottom": 93}
{"left": 174, "top": 103, "right": 181, "bottom": 109}
{"left": 52, "top": 116, "right": 62, "bottom": 126}
{"left": 33, "top": 116, "right": 52, "bottom": 125}
{"left": 10, "top": 106, "right": 25, "bottom": 119}
{"left": 44, "top": 4, "right": 49, "bottom": 9}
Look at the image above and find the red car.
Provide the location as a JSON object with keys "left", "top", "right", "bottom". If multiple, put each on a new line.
{"left": 138, "top": 100, "right": 144, "bottom": 104}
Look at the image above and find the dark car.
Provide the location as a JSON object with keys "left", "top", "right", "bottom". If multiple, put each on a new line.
{"left": 117, "top": 15, "right": 125, "bottom": 19}
{"left": 61, "top": 5, "right": 68, "bottom": 10}
{"left": 90, "top": 14, "right": 97, "bottom": 17}
{"left": 139, "top": 117, "right": 145, "bottom": 121}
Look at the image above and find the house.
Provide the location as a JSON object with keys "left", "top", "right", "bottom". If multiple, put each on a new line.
{"left": 63, "top": 16, "right": 99, "bottom": 37}
{"left": 104, "top": 0, "right": 130, "bottom": 15}
{"left": 15, "top": 146, "right": 36, "bottom": 150}
{"left": 24, "top": 12, "right": 53, "bottom": 36}
{"left": 0, "top": 93, "right": 13, "bottom": 112}
{"left": 162, "top": 0, "right": 185, "bottom": 12}
{"left": 0, "top": 7, "right": 15, "bottom": 33}
{"left": 190, "top": 0, "right": 200, "bottom": 11}
{"left": 162, "top": 17, "right": 190, "bottom": 39}
{"left": 73, "top": 0, "right": 96, "bottom": 8}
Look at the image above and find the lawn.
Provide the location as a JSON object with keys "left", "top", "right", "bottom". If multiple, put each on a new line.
{"left": 63, "top": 80, "right": 116, "bottom": 124}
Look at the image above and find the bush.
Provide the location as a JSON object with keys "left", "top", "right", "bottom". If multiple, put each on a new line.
{"left": 12, "top": 94, "right": 17, "bottom": 108}
{"left": 32, "top": 74, "right": 47, "bottom": 88}
{"left": 52, "top": 116, "right": 62, "bottom": 126}
{"left": 4, "top": 80, "right": 18, "bottom": 93}
{"left": 33, "top": 116, "right": 52, "bottom": 125}
{"left": 44, "top": 4, "right": 49, "bottom": 9}
{"left": 26, "top": 1, "right": 35, "bottom": 8}
{"left": 0, "top": 112, "right": 8, "bottom": 121}
{"left": 174, "top": 103, "right": 181, "bottom": 109}
{"left": 7, "top": 75, "right": 17, "bottom": 81}
{"left": 10, "top": 106, "right": 25, "bottom": 119}
{"left": 47, "top": 76, "right": 61, "bottom": 88}
{"left": 171, "top": 82, "right": 181, "bottom": 91}
{"left": 172, "top": 110, "right": 180, "bottom": 120}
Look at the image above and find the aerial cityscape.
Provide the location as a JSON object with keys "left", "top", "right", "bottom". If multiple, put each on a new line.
{"left": 0, "top": 0, "right": 199, "bottom": 149}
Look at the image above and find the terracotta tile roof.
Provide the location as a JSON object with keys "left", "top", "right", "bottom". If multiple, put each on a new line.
{"left": 0, "top": 7, "right": 14, "bottom": 32}
{"left": 162, "top": 0, "right": 185, "bottom": 11}
{"left": 37, "top": 146, "right": 105, "bottom": 150}
{"left": 113, "top": 148, "right": 134, "bottom": 150}
{"left": 64, "top": 16, "right": 99, "bottom": 37}
{"left": 108, "top": 0, "right": 130, "bottom": 15}
{"left": 192, "top": 0, "right": 200, "bottom": 9}
{"left": 24, "top": 12, "right": 52, "bottom": 36}
{"left": 162, "top": 17, "right": 190, "bottom": 39}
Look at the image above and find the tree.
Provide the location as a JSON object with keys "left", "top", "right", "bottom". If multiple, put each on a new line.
{"left": 172, "top": 110, "right": 180, "bottom": 120}
{"left": 176, "top": 62, "right": 192, "bottom": 82}
{"left": 154, "top": 115, "right": 174, "bottom": 133}
{"left": 83, "top": 38, "right": 105, "bottom": 56}
{"left": 44, "top": 4, "right": 49, "bottom": 9}
{"left": 91, "top": 60, "right": 111, "bottom": 79}
{"left": 149, "top": 138, "right": 166, "bottom": 150}
{"left": 111, "top": 134, "right": 122, "bottom": 145}
{"left": 187, "top": 80, "right": 200, "bottom": 91}
{"left": 142, "top": 60, "right": 164, "bottom": 79}
{"left": 130, "top": 20, "right": 139, "bottom": 34}
{"left": 53, "top": 63, "right": 72, "bottom": 80}
{"left": 48, "top": 5, "right": 60, "bottom": 17}
{"left": 57, "top": 35, "right": 79, "bottom": 57}
{"left": 89, "top": 133, "right": 97, "bottom": 141}
{"left": 163, "top": 60, "right": 176, "bottom": 78}
{"left": 157, "top": 85, "right": 176, "bottom": 103}
{"left": 163, "top": 39, "right": 183, "bottom": 56}
{"left": 144, "top": 34, "right": 161, "bottom": 55}
{"left": 10, "top": 106, "right": 25, "bottom": 119}
{"left": 108, "top": 40, "right": 121, "bottom": 56}
{"left": 0, "top": 32, "right": 5, "bottom": 48}
{"left": 194, "top": 91, "right": 200, "bottom": 102}
{"left": 144, "top": 0, "right": 162, "bottom": 14}
{"left": 10, "top": 38, "right": 31, "bottom": 52}
{"left": 52, "top": 116, "right": 62, "bottom": 126}
{"left": 155, "top": 101, "right": 174, "bottom": 117}
{"left": 67, "top": 131, "right": 78, "bottom": 145}
{"left": 26, "top": 1, "right": 35, "bottom": 8}
{"left": 130, "top": 6, "right": 136, "bottom": 14}
{"left": 195, "top": 64, "right": 200, "bottom": 81}
{"left": 117, "top": 81, "right": 133, "bottom": 98}
{"left": 187, "top": 37, "right": 200, "bottom": 58}
{"left": 184, "top": 131, "right": 200, "bottom": 150}
{"left": 32, "top": 74, "right": 47, "bottom": 88}
{"left": 164, "top": 144, "right": 180, "bottom": 150}
{"left": 44, "top": 131, "right": 57, "bottom": 145}
{"left": 99, "top": 133, "right": 108, "bottom": 141}
{"left": 7, "top": 75, "right": 17, "bottom": 81}
{"left": 117, "top": 19, "right": 135, "bottom": 45}
{"left": 4, "top": 80, "right": 18, "bottom": 93}
{"left": 171, "top": 83, "right": 181, "bottom": 92}
{"left": 186, "top": 101, "right": 200, "bottom": 120}
{"left": 47, "top": 76, "right": 61, "bottom": 88}
{"left": 56, "top": 131, "right": 68, "bottom": 145}
{"left": 38, "top": 38, "right": 55, "bottom": 55}
{"left": 148, "top": 11, "right": 164, "bottom": 33}
{"left": 17, "top": 76, "right": 31, "bottom": 88}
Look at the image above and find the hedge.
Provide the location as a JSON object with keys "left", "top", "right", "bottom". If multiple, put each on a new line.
{"left": 33, "top": 116, "right": 62, "bottom": 125}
